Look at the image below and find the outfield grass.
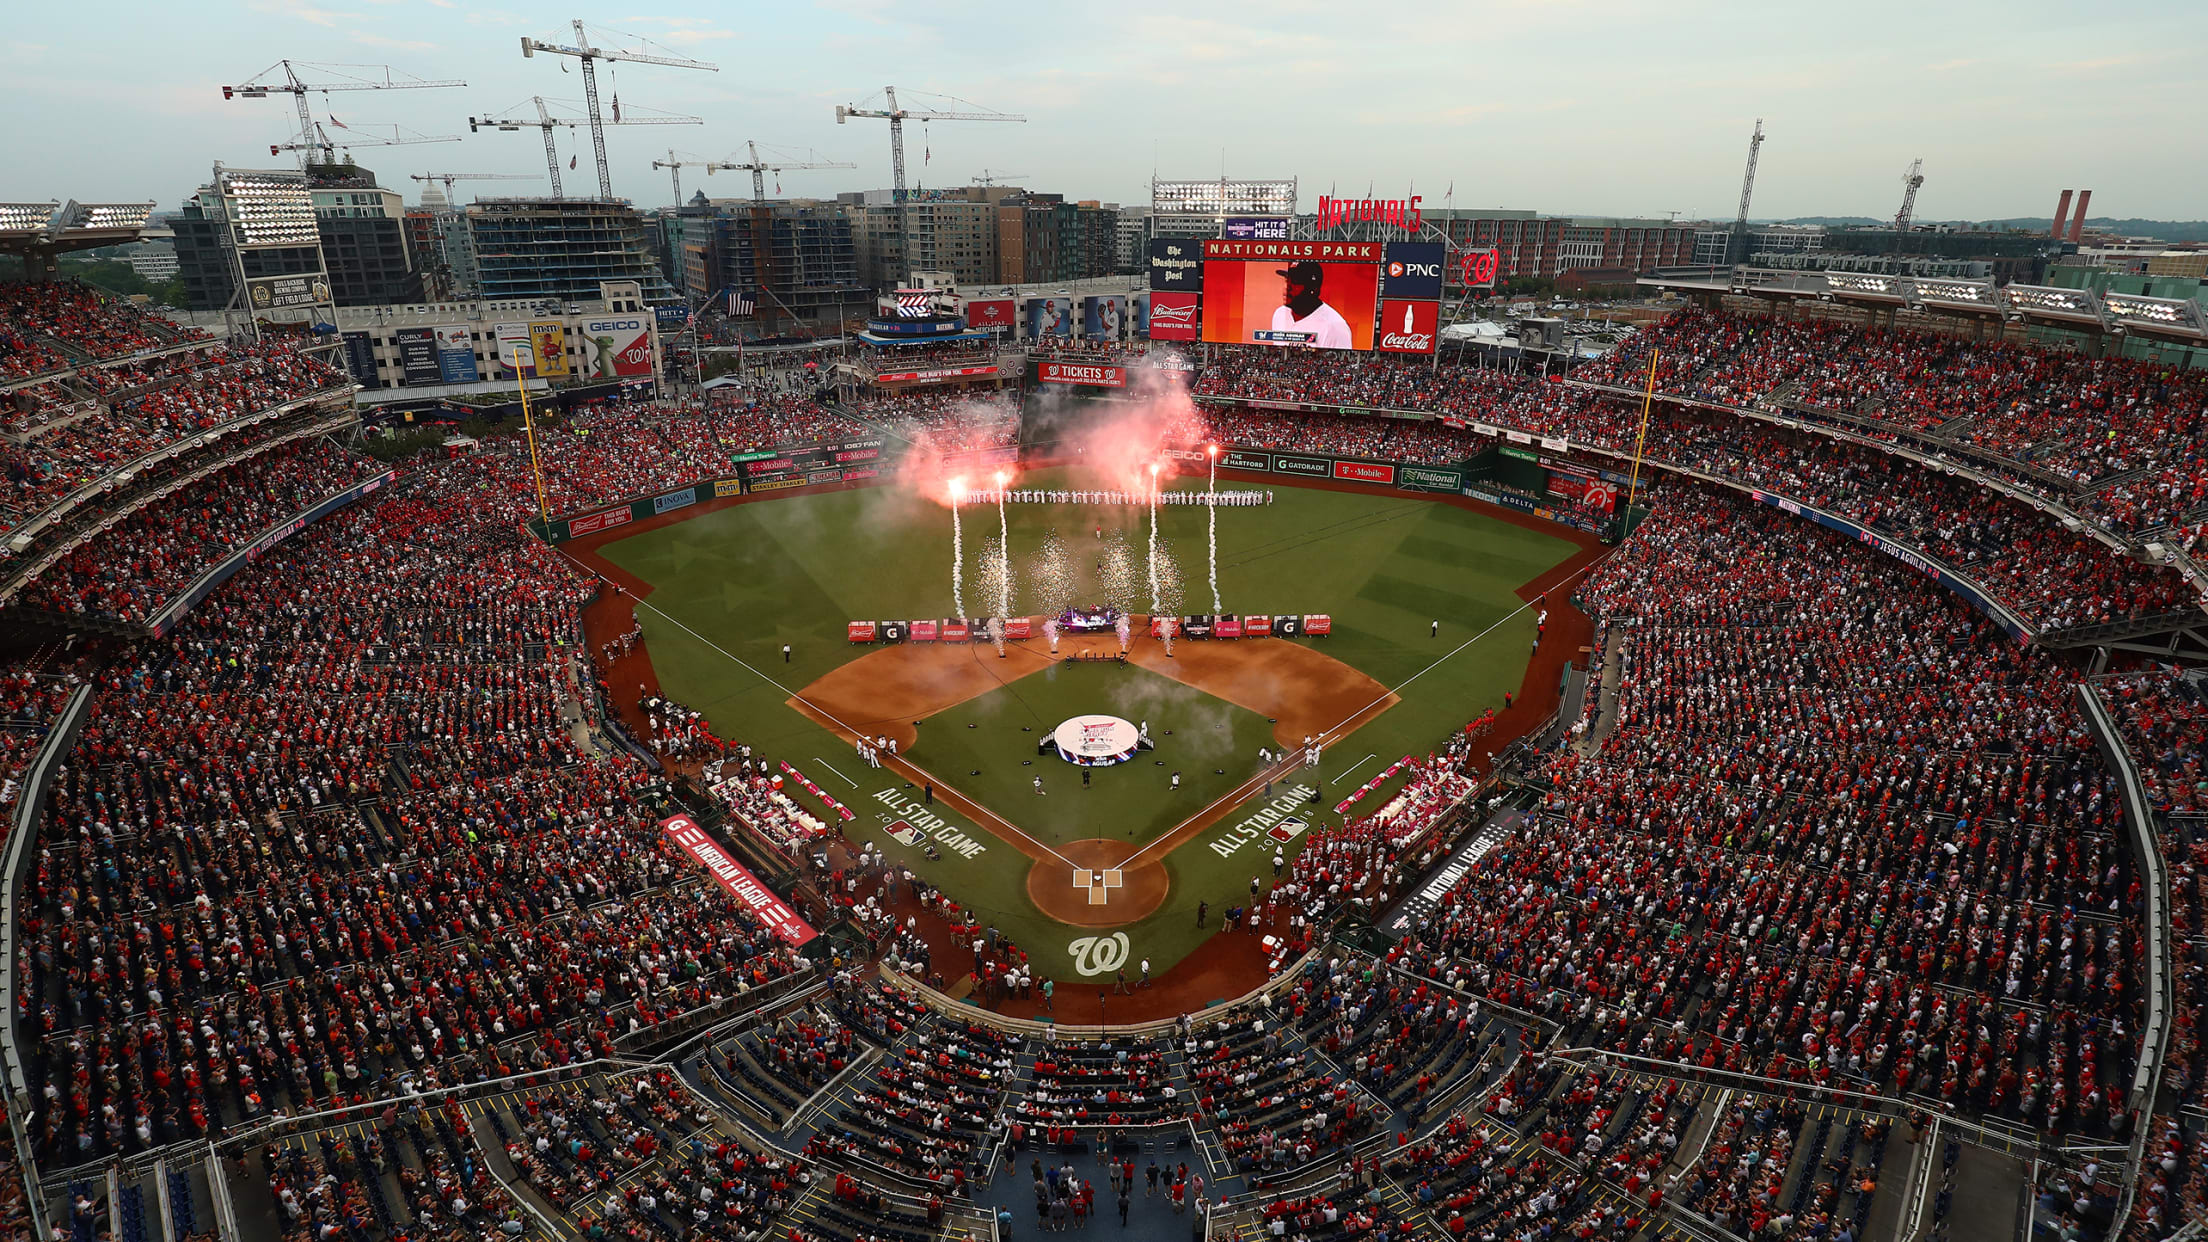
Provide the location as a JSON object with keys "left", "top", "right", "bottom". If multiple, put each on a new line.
{"left": 596, "top": 465, "right": 1578, "bottom": 980}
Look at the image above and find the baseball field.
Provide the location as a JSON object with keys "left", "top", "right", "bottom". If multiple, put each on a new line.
{"left": 586, "top": 465, "right": 1581, "bottom": 984}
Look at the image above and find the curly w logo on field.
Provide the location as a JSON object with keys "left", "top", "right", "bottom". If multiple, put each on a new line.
{"left": 1066, "top": 933, "right": 1131, "bottom": 977}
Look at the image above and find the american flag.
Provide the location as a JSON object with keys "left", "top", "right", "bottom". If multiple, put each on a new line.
{"left": 727, "top": 288, "right": 755, "bottom": 317}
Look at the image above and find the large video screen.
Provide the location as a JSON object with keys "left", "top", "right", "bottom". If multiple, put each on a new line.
{"left": 1201, "top": 258, "right": 1377, "bottom": 350}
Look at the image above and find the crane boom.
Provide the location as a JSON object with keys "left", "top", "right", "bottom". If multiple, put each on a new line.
{"left": 472, "top": 95, "right": 700, "bottom": 199}
{"left": 834, "top": 85, "right": 1024, "bottom": 282}
{"left": 1731, "top": 118, "right": 1764, "bottom": 264}
{"left": 705, "top": 141, "right": 856, "bottom": 203}
{"left": 1895, "top": 158, "right": 1925, "bottom": 233}
{"left": 223, "top": 59, "right": 465, "bottom": 170}
{"left": 272, "top": 122, "right": 461, "bottom": 162}
{"left": 518, "top": 20, "right": 717, "bottom": 200}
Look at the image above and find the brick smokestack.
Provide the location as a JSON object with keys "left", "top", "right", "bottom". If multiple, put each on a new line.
{"left": 2069, "top": 190, "right": 2092, "bottom": 243}
{"left": 2050, "top": 190, "right": 2073, "bottom": 239}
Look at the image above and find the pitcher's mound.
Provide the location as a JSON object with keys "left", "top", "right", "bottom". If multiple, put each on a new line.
{"left": 1027, "top": 839, "right": 1169, "bottom": 928}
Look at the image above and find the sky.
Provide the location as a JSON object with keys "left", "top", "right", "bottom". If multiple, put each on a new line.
{"left": 8, "top": 0, "right": 2207, "bottom": 223}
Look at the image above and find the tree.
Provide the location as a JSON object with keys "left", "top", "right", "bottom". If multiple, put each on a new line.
{"left": 58, "top": 256, "right": 186, "bottom": 308}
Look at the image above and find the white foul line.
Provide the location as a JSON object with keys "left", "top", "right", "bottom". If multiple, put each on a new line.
{"left": 812, "top": 758, "right": 858, "bottom": 789}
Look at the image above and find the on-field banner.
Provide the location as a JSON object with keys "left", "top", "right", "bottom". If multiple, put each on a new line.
{"left": 1376, "top": 299, "right": 1439, "bottom": 355}
{"left": 1381, "top": 242, "right": 1446, "bottom": 300}
{"left": 1082, "top": 296, "right": 1123, "bottom": 340}
{"left": 494, "top": 322, "right": 535, "bottom": 377}
{"left": 1271, "top": 454, "right": 1330, "bottom": 478}
{"left": 1334, "top": 459, "right": 1396, "bottom": 485}
{"left": 1202, "top": 245, "right": 1378, "bottom": 350}
{"left": 1222, "top": 450, "right": 1270, "bottom": 471}
{"left": 394, "top": 327, "right": 441, "bottom": 386}
{"left": 1148, "top": 291, "right": 1200, "bottom": 341}
{"left": 1399, "top": 465, "right": 1463, "bottom": 492}
{"left": 1148, "top": 238, "right": 1201, "bottom": 291}
{"left": 964, "top": 298, "right": 1015, "bottom": 331}
{"left": 1038, "top": 361, "right": 1126, "bottom": 388}
{"left": 528, "top": 321, "right": 571, "bottom": 378}
{"left": 658, "top": 813, "right": 819, "bottom": 946}
{"left": 339, "top": 331, "right": 380, "bottom": 388}
{"left": 652, "top": 487, "right": 698, "bottom": 515}
{"left": 580, "top": 317, "right": 654, "bottom": 379}
{"left": 712, "top": 478, "right": 744, "bottom": 498}
{"left": 433, "top": 325, "right": 479, "bottom": 383}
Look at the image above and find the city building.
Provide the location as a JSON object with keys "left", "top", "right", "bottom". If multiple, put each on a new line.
{"left": 172, "top": 160, "right": 423, "bottom": 310}
{"left": 670, "top": 199, "right": 871, "bottom": 331}
{"left": 466, "top": 197, "right": 676, "bottom": 303}
{"left": 1423, "top": 210, "right": 1700, "bottom": 285}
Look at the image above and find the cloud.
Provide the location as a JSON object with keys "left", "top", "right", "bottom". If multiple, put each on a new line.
{"left": 1923, "top": 57, "right": 1980, "bottom": 71}
{"left": 245, "top": 0, "right": 356, "bottom": 26}
{"left": 351, "top": 32, "right": 440, "bottom": 50}
{"left": 661, "top": 28, "right": 736, "bottom": 44}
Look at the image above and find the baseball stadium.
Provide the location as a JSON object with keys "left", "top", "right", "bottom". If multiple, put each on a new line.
{"left": 1, "top": 28, "right": 2205, "bottom": 1242}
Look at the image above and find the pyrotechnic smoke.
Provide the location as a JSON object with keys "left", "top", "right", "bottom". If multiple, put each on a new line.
{"left": 949, "top": 497, "right": 967, "bottom": 617}
{"left": 1034, "top": 531, "right": 1076, "bottom": 616}
{"left": 1146, "top": 484, "right": 1161, "bottom": 617}
{"left": 1207, "top": 466, "right": 1221, "bottom": 614}
{"left": 996, "top": 492, "right": 1012, "bottom": 627}
{"left": 980, "top": 535, "right": 1014, "bottom": 655}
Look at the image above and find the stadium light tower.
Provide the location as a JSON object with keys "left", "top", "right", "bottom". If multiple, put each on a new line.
{"left": 835, "top": 87, "right": 1025, "bottom": 279}
{"left": 222, "top": 60, "right": 465, "bottom": 171}
{"left": 519, "top": 21, "right": 718, "bottom": 201}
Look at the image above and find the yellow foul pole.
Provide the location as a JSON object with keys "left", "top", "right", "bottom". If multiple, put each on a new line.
{"left": 1625, "top": 348, "right": 1660, "bottom": 511}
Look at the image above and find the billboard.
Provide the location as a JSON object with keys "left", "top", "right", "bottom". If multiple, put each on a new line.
{"left": 1038, "top": 362, "right": 1126, "bottom": 388}
{"left": 338, "top": 331, "right": 380, "bottom": 388}
{"left": 394, "top": 327, "right": 441, "bottom": 386}
{"left": 245, "top": 272, "right": 331, "bottom": 311}
{"left": 1458, "top": 247, "right": 1501, "bottom": 288}
{"left": 1148, "top": 238, "right": 1202, "bottom": 291}
{"left": 494, "top": 322, "right": 535, "bottom": 377}
{"left": 965, "top": 298, "right": 1016, "bottom": 332}
{"left": 1148, "top": 291, "right": 1200, "bottom": 341}
{"left": 579, "top": 317, "right": 654, "bottom": 379}
{"left": 1025, "top": 297, "right": 1072, "bottom": 338}
{"left": 1381, "top": 243, "right": 1446, "bottom": 300}
{"left": 1082, "top": 296, "right": 1123, "bottom": 340}
{"left": 1223, "top": 216, "right": 1291, "bottom": 241}
{"left": 1376, "top": 300, "right": 1439, "bottom": 355}
{"left": 528, "top": 321, "right": 570, "bottom": 378}
{"left": 659, "top": 814, "right": 818, "bottom": 946}
{"left": 433, "top": 325, "right": 479, "bottom": 383}
{"left": 1202, "top": 259, "right": 1377, "bottom": 350}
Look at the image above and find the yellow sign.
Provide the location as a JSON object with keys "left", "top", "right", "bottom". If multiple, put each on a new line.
{"left": 528, "top": 321, "right": 570, "bottom": 377}
{"left": 712, "top": 478, "right": 744, "bottom": 498}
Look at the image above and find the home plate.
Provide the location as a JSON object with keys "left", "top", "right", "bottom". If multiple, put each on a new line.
{"left": 1074, "top": 867, "right": 1123, "bottom": 906}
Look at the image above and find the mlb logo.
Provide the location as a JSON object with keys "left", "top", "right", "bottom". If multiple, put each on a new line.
{"left": 1267, "top": 816, "right": 1310, "bottom": 843}
{"left": 886, "top": 820, "right": 924, "bottom": 847}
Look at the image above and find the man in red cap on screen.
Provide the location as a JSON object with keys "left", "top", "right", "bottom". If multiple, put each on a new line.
{"left": 1271, "top": 260, "right": 1354, "bottom": 349}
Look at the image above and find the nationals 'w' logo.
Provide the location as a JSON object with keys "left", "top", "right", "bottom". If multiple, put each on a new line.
{"left": 1066, "top": 933, "right": 1131, "bottom": 977}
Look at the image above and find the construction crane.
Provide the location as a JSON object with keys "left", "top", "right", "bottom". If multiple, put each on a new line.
{"left": 651, "top": 150, "right": 721, "bottom": 206}
{"left": 470, "top": 96, "right": 700, "bottom": 199}
{"left": 519, "top": 21, "right": 717, "bottom": 200}
{"left": 835, "top": 87, "right": 1025, "bottom": 274}
{"left": 410, "top": 172, "right": 536, "bottom": 204}
{"left": 1894, "top": 158, "right": 1926, "bottom": 233}
{"left": 223, "top": 60, "right": 465, "bottom": 170}
{"left": 1730, "top": 118, "right": 1764, "bottom": 265}
{"left": 971, "top": 169, "right": 1024, "bottom": 189}
{"left": 271, "top": 121, "right": 460, "bottom": 163}
{"left": 706, "top": 142, "right": 856, "bottom": 204}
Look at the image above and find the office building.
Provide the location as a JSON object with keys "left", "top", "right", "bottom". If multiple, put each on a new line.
{"left": 467, "top": 197, "right": 676, "bottom": 303}
{"left": 172, "top": 160, "right": 424, "bottom": 310}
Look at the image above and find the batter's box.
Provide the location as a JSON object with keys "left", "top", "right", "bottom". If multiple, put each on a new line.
{"left": 1074, "top": 867, "right": 1124, "bottom": 906}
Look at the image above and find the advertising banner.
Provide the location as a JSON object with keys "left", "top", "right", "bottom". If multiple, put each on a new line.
{"left": 1148, "top": 238, "right": 1202, "bottom": 291}
{"left": 1025, "top": 297, "right": 1072, "bottom": 339}
{"left": 1223, "top": 216, "right": 1291, "bottom": 241}
{"left": 964, "top": 298, "right": 1016, "bottom": 332}
{"left": 712, "top": 478, "right": 744, "bottom": 498}
{"left": 1303, "top": 614, "right": 1333, "bottom": 636}
{"left": 433, "top": 325, "right": 479, "bottom": 383}
{"left": 245, "top": 272, "right": 330, "bottom": 312}
{"left": 659, "top": 814, "right": 818, "bottom": 946}
{"left": 339, "top": 331, "right": 380, "bottom": 388}
{"left": 1376, "top": 299, "right": 1439, "bottom": 354}
{"left": 652, "top": 487, "right": 698, "bottom": 515}
{"left": 1272, "top": 615, "right": 1303, "bottom": 638}
{"left": 1222, "top": 450, "right": 1270, "bottom": 472}
{"left": 1038, "top": 362, "right": 1127, "bottom": 388}
{"left": 873, "top": 365, "right": 997, "bottom": 384}
{"left": 1203, "top": 258, "right": 1378, "bottom": 350}
{"left": 1381, "top": 243, "right": 1447, "bottom": 300}
{"left": 580, "top": 317, "right": 654, "bottom": 378}
{"left": 528, "top": 321, "right": 570, "bottom": 377}
{"left": 1547, "top": 472, "right": 1590, "bottom": 501}
{"left": 394, "top": 327, "right": 441, "bottom": 386}
{"left": 747, "top": 476, "right": 809, "bottom": 493}
{"left": 567, "top": 506, "right": 633, "bottom": 536}
{"left": 494, "top": 323, "right": 535, "bottom": 377}
{"left": 1334, "top": 459, "right": 1397, "bottom": 485}
{"left": 1004, "top": 617, "right": 1032, "bottom": 640}
{"left": 1272, "top": 454, "right": 1330, "bottom": 478}
{"left": 1744, "top": 489, "right": 2030, "bottom": 639}
{"left": 1082, "top": 296, "right": 1123, "bottom": 340}
{"left": 148, "top": 469, "right": 395, "bottom": 636}
{"left": 1147, "top": 291, "right": 1200, "bottom": 341}
{"left": 1243, "top": 614, "right": 1272, "bottom": 637}
{"left": 910, "top": 620, "right": 939, "bottom": 642}
{"left": 848, "top": 621, "right": 878, "bottom": 643}
{"left": 1399, "top": 465, "right": 1464, "bottom": 492}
